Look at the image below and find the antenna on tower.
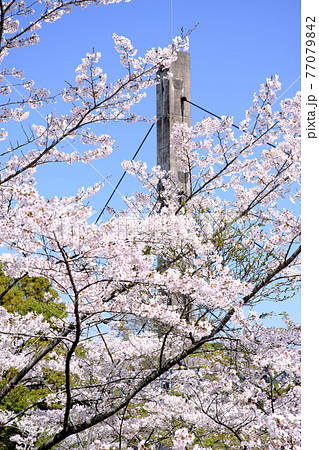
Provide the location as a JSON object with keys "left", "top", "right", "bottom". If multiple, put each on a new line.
{"left": 170, "top": 0, "right": 173, "bottom": 43}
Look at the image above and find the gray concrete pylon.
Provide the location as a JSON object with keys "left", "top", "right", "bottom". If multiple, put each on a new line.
{"left": 156, "top": 51, "right": 191, "bottom": 198}
{"left": 156, "top": 51, "right": 194, "bottom": 324}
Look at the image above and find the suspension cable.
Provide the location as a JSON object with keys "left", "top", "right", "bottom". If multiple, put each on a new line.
{"left": 181, "top": 97, "right": 276, "bottom": 149}
{"left": 95, "top": 122, "right": 155, "bottom": 223}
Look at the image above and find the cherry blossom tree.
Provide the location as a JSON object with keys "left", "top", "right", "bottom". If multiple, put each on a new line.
{"left": 0, "top": 0, "right": 300, "bottom": 449}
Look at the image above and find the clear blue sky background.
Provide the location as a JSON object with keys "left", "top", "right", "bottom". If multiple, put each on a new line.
{"left": 4, "top": 0, "right": 301, "bottom": 323}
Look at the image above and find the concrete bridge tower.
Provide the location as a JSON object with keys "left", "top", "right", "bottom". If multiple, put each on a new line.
{"left": 156, "top": 51, "right": 191, "bottom": 198}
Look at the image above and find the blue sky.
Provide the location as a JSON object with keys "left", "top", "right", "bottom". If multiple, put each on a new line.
{"left": 6, "top": 0, "right": 301, "bottom": 205}
{"left": 4, "top": 0, "right": 301, "bottom": 322}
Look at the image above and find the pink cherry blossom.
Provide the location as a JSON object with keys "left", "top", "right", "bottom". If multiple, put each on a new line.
{"left": 0, "top": 0, "right": 300, "bottom": 448}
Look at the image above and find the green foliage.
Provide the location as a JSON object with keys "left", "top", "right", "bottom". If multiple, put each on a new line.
{"left": 0, "top": 264, "right": 66, "bottom": 322}
{"left": 0, "top": 265, "right": 67, "bottom": 447}
{"left": 0, "top": 371, "right": 47, "bottom": 413}
{"left": 0, "top": 426, "right": 17, "bottom": 450}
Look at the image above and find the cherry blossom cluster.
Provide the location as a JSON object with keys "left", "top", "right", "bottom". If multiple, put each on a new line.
{"left": 0, "top": 0, "right": 300, "bottom": 447}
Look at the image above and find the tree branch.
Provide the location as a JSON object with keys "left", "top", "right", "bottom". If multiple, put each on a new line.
{"left": 35, "top": 245, "right": 301, "bottom": 449}
{"left": 0, "top": 272, "right": 27, "bottom": 302}
{"left": 0, "top": 323, "right": 75, "bottom": 403}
